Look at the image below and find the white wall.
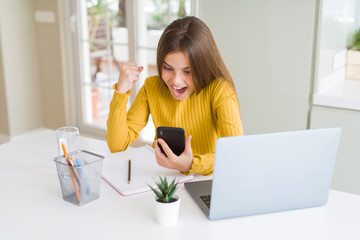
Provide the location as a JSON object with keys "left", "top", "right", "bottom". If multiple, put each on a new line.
{"left": 35, "top": 0, "right": 66, "bottom": 129}
{"left": 199, "top": 0, "right": 317, "bottom": 134}
{"left": 0, "top": 0, "right": 43, "bottom": 136}
{"left": 0, "top": 0, "right": 67, "bottom": 140}
{"left": 310, "top": 106, "right": 360, "bottom": 195}
{"left": 0, "top": 32, "right": 9, "bottom": 137}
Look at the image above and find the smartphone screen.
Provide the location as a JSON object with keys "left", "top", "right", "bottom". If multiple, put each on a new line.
{"left": 156, "top": 126, "right": 185, "bottom": 156}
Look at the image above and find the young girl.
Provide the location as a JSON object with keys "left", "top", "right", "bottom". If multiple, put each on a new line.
{"left": 106, "top": 16, "right": 243, "bottom": 175}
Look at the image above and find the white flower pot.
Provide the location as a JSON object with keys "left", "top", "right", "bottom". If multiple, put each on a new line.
{"left": 154, "top": 195, "right": 180, "bottom": 226}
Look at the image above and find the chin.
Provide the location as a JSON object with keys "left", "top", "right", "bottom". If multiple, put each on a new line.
{"left": 171, "top": 94, "right": 187, "bottom": 101}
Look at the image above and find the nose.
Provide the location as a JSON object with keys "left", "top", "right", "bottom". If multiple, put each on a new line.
{"left": 172, "top": 71, "right": 183, "bottom": 85}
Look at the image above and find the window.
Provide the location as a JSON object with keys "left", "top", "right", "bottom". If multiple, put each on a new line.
{"left": 72, "top": 0, "right": 197, "bottom": 141}
{"left": 313, "top": 0, "right": 360, "bottom": 111}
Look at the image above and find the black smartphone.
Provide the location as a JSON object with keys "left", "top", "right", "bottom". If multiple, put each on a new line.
{"left": 156, "top": 126, "right": 185, "bottom": 156}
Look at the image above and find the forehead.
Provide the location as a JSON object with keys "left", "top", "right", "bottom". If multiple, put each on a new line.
{"left": 164, "top": 51, "right": 190, "bottom": 68}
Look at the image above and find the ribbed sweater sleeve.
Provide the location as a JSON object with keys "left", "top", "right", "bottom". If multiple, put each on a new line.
{"left": 106, "top": 84, "right": 150, "bottom": 152}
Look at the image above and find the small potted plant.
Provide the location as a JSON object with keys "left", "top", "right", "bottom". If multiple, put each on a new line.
{"left": 148, "top": 176, "right": 180, "bottom": 226}
{"left": 346, "top": 28, "right": 360, "bottom": 80}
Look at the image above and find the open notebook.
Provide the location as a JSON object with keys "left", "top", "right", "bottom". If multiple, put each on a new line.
{"left": 102, "top": 146, "right": 193, "bottom": 196}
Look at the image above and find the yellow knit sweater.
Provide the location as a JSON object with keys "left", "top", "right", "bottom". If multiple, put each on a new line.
{"left": 106, "top": 76, "right": 243, "bottom": 175}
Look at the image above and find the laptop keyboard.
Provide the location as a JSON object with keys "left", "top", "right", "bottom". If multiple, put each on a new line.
{"left": 200, "top": 195, "right": 211, "bottom": 208}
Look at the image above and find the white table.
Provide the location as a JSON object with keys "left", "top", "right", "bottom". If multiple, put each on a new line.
{"left": 0, "top": 129, "right": 359, "bottom": 240}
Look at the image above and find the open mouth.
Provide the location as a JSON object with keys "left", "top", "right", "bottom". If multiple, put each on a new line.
{"left": 172, "top": 86, "right": 188, "bottom": 95}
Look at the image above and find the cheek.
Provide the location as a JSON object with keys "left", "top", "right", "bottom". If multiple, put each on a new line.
{"left": 185, "top": 76, "right": 194, "bottom": 89}
{"left": 161, "top": 71, "right": 171, "bottom": 82}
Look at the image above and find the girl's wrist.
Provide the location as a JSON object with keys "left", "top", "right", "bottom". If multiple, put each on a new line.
{"left": 115, "top": 83, "right": 130, "bottom": 94}
{"left": 116, "top": 85, "right": 126, "bottom": 93}
{"left": 182, "top": 159, "right": 193, "bottom": 172}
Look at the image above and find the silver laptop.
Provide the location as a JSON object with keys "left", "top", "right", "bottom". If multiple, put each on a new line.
{"left": 185, "top": 128, "right": 341, "bottom": 220}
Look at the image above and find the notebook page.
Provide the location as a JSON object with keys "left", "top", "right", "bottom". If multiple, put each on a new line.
{"left": 102, "top": 146, "right": 193, "bottom": 196}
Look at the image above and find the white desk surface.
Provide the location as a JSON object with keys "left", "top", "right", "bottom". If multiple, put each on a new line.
{"left": 1, "top": 129, "right": 359, "bottom": 240}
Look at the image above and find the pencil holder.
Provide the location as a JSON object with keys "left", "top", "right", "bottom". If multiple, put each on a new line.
{"left": 54, "top": 150, "right": 104, "bottom": 206}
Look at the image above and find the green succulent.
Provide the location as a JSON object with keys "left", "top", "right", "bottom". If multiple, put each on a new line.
{"left": 148, "top": 176, "right": 179, "bottom": 203}
{"left": 353, "top": 28, "right": 360, "bottom": 51}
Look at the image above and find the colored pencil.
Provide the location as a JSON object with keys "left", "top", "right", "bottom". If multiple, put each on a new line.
{"left": 62, "top": 143, "right": 82, "bottom": 203}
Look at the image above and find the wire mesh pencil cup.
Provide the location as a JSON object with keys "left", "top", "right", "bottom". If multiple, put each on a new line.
{"left": 54, "top": 150, "right": 104, "bottom": 206}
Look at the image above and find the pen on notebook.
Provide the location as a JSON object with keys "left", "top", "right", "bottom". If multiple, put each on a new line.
{"left": 128, "top": 158, "right": 131, "bottom": 184}
{"left": 62, "top": 143, "right": 82, "bottom": 203}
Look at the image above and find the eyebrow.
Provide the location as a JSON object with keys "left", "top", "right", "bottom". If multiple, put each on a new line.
{"left": 163, "top": 61, "right": 190, "bottom": 70}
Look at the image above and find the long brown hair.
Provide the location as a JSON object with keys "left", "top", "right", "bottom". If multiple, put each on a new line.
{"left": 157, "top": 16, "right": 237, "bottom": 95}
